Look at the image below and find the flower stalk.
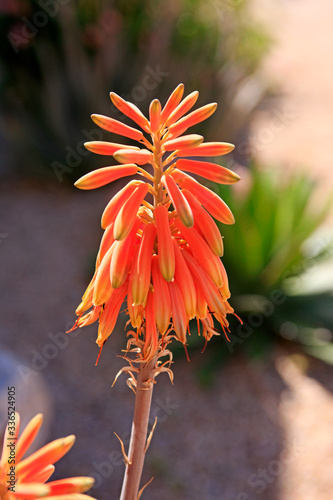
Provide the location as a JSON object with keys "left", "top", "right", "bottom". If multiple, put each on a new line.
{"left": 119, "top": 357, "right": 156, "bottom": 500}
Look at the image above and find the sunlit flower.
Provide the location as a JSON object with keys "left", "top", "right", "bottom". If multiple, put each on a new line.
{"left": 71, "top": 84, "right": 241, "bottom": 362}
{"left": 0, "top": 412, "right": 95, "bottom": 500}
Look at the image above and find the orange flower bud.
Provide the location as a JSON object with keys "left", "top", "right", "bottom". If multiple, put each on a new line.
{"left": 101, "top": 180, "right": 141, "bottom": 229}
{"left": 161, "top": 175, "right": 193, "bottom": 227}
{"left": 178, "top": 141, "right": 235, "bottom": 157}
{"left": 113, "top": 183, "right": 149, "bottom": 240}
{"left": 163, "top": 134, "right": 203, "bottom": 151}
{"left": 182, "top": 189, "right": 223, "bottom": 256}
{"left": 160, "top": 83, "right": 184, "bottom": 123}
{"left": 173, "top": 172, "right": 235, "bottom": 225}
{"left": 154, "top": 204, "right": 175, "bottom": 281}
{"left": 151, "top": 255, "right": 171, "bottom": 335}
{"left": 165, "top": 91, "right": 199, "bottom": 127}
{"left": 110, "top": 218, "right": 140, "bottom": 288}
{"left": 17, "top": 435, "right": 76, "bottom": 477}
{"left": 175, "top": 219, "right": 223, "bottom": 288}
{"left": 176, "top": 158, "right": 241, "bottom": 184}
{"left": 110, "top": 92, "right": 150, "bottom": 132}
{"left": 93, "top": 244, "right": 115, "bottom": 305}
{"left": 113, "top": 148, "right": 152, "bottom": 165}
{"left": 149, "top": 99, "right": 161, "bottom": 133}
{"left": 77, "top": 306, "right": 101, "bottom": 328}
{"left": 168, "top": 281, "right": 187, "bottom": 343}
{"left": 172, "top": 238, "right": 196, "bottom": 318}
{"left": 168, "top": 102, "right": 217, "bottom": 138}
{"left": 91, "top": 114, "right": 143, "bottom": 141}
{"left": 132, "top": 223, "right": 156, "bottom": 305}
{"left": 75, "top": 274, "right": 96, "bottom": 315}
{"left": 97, "top": 283, "right": 127, "bottom": 345}
{"left": 45, "top": 477, "right": 95, "bottom": 495}
{"left": 84, "top": 141, "right": 139, "bottom": 156}
{"left": 74, "top": 165, "right": 138, "bottom": 190}
{"left": 143, "top": 291, "right": 158, "bottom": 360}
{"left": 96, "top": 223, "right": 115, "bottom": 266}
{"left": 15, "top": 414, "right": 43, "bottom": 464}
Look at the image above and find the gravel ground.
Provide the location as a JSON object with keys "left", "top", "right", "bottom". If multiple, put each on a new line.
{"left": 1, "top": 181, "right": 333, "bottom": 500}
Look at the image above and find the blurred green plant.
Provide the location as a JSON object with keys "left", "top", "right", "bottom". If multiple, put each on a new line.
{"left": 181, "top": 166, "right": 333, "bottom": 380}
{"left": 0, "top": 0, "right": 270, "bottom": 181}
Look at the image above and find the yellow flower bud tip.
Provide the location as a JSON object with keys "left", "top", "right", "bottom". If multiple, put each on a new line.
{"left": 149, "top": 98, "right": 161, "bottom": 132}
{"left": 160, "top": 83, "right": 185, "bottom": 122}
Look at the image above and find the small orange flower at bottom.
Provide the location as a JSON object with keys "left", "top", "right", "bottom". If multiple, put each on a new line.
{"left": 0, "top": 412, "right": 95, "bottom": 500}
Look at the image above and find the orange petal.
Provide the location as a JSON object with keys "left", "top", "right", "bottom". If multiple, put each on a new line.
{"left": 165, "top": 91, "right": 199, "bottom": 127}
{"left": 17, "top": 435, "right": 75, "bottom": 479}
{"left": 182, "top": 189, "right": 223, "bottom": 256}
{"left": 101, "top": 180, "right": 141, "bottom": 229}
{"left": 151, "top": 255, "right": 171, "bottom": 335}
{"left": 16, "top": 413, "right": 43, "bottom": 464}
{"left": 96, "top": 223, "right": 115, "bottom": 266}
{"left": 163, "top": 134, "right": 203, "bottom": 151}
{"left": 14, "top": 483, "right": 50, "bottom": 499}
{"left": 161, "top": 175, "right": 193, "bottom": 227}
{"left": 132, "top": 223, "right": 156, "bottom": 305}
{"left": 177, "top": 141, "right": 235, "bottom": 157}
{"left": 110, "top": 218, "right": 140, "bottom": 288}
{"left": 45, "top": 477, "right": 95, "bottom": 495}
{"left": 91, "top": 114, "right": 143, "bottom": 141}
{"left": 97, "top": 283, "right": 127, "bottom": 345}
{"left": 176, "top": 158, "right": 240, "bottom": 184}
{"left": 143, "top": 291, "right": 158, "bottom": 360}
{"left": 113, "top": 149, "right": 152, "bottom": 165}
{"left": 74, "top": 164, "right": 138, "bottom": 190}
{"left": 149, "top": 99, "right": 161, "bottom": 133}
{"left": 168, "top": 102, "right": 217, "bottom": 138}
{"left": 219, "top": 260, "right": 231, "bottom": 299}
{"left": 93, "top": 244, "right": 115, "bottom": 305}
{"left": 75, "top": 273, "right": 96, "bottom": 315}
{"left": 168, "top": 281, "right": 187, "bottom": 343}
{"left": 23, "top": 464, "right": 55, "bottom": 484}
{"left": 113, "top": 183, "right": 149, "bottom": 240}
{"left": 84, "top": 141, "right": 139, "bottom": 156}
{"left": 77, "top": 306, "right": 101, "bottom": 328}
{"left": 160, "top": 84, "right": 184, "bottom": 123}
{"left": 110, "top": 92, "right": 150, "bottom": 132}
{"left": 175, "top": 219, "right": 223, "bottom": 288}
{"left": 172, "top": 171, "right": 235, "bottom": 225}
{"left": 128, "top": 247, "right": 144, "bottom": 329}
{"left": 182, "top": 251, "right": 226, "bottom": 322}
{"left": 154, "top": 204, "right": 175, "bottom": 281}
{"left": 1, "top": 412, "right": 20, "bottom": 469}
{"left": 172, "top": 238, "right": 196, "bottom": 318}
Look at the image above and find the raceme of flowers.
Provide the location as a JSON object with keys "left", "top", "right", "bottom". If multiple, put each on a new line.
{"left": 71, "top": 83, "right": 241, "bottom": 361}
{"left": 0, "top": 412, "right": 95, "bottom": 500}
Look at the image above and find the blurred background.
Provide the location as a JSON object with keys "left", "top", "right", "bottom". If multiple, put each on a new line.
{"left": 1, "top": 0, "right": 333, "bottom": 499}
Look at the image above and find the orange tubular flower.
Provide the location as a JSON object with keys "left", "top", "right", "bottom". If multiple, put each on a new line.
{"left": 0, "top": 412, "right": 95, "bottom": 500}
{"left": 71, "top": 84, "right": 241, "bottom": 361}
